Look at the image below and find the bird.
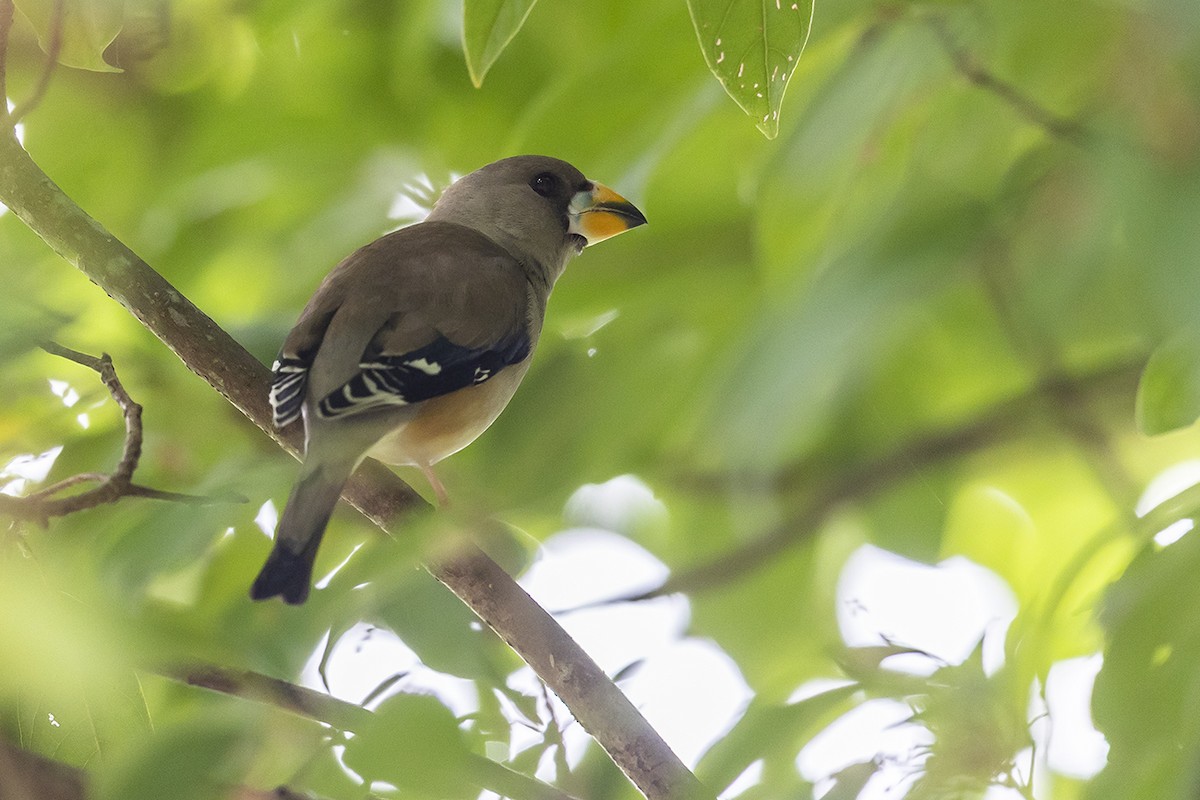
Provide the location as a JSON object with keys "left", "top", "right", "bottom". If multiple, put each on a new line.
{"left": 250, "top": 155, "right": 647, "bottom": 604}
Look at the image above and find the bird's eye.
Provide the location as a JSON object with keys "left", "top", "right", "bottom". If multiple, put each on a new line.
{"left": 530, "top": 172, "right": 560, "bottom": 198}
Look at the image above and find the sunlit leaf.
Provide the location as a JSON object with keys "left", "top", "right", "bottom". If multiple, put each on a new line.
{"left": 93, "top": 713, "right": 250, "bottom": 800}
{"left": 696, "top": 683, "right": 858, "bottom": 792}
{"left": 462, "top": 0, "right": 539, "bottom": 87}
{"left": 941, "top": 484, "right": 1038, "bottom": 600}
{"left": 1136, "top": 328, "right": 1200, "bottom": 436}
{"left": 821, "top": 760, "right": 881, "bottom": 800}
{"left": 13, "top": 0, "right": 124, "bottom": 72}
{"left": 1090, "top": 532, "right": 1200, "bottom": 800}
{"left": 352, "top": 553, "right": 522, "bottom": 685}
{"left": 686, "top": 0, "right": 813, "bottom": 137}
{"left": 908, "top": 647, "right": 1031, "bottom": 796}
{"left": 342, "top": 693, "right": 473, "bottom": 796}
{"left": 837, "top": 644, "right": 932, "bottom": 678}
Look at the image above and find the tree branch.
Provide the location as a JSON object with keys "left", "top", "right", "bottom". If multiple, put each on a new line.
{"left": 0, "top": 86, "right": 709, "bottom": 800}
{"left": 613, "top": 359, "right": 1144, "bottom": 603}
{"left": 0, "top": 738, "right": 317, "bottom": 800}
{"left": 924, "top": 14, "right": 1086, "bottom": 143}
{"left": 0, "top": 738, "right": 84, "bottom": 800}
{"left": 0, "top": 342, "right": 242, "bottom": 523}
{"left": 167, "top": 663, "right": 584, "bottom": 800}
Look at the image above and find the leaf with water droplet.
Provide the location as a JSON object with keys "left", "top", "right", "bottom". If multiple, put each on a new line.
{"left": 686, "top": 0, "right": 814, "bottom": 138}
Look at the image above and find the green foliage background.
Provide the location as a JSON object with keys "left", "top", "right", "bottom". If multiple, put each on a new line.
{"left": 2, "top": 0, "right": 1200, "bottom": 798}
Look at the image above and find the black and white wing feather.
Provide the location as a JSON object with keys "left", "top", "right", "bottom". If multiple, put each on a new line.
{"left": 270, "top": 356, "right": 310, "bottom": 428}
{"left": 317, "top": 332, "right": 531, "bottom": 419}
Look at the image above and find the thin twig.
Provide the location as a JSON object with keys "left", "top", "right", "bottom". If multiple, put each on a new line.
{"left": 925, "top": 14, "right": 1086, "bottom": 143}
{"left": 9, "top": 0, "right": 65, "bottom": 123}
{"left": 0, "top": 342, "right": 244, "bottom": 523}
{"left": 25, "top": 471, "right": 107, "bottom": 499}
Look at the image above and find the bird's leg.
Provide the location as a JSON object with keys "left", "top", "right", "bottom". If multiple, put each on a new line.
{"left": 420, "top": 464, "right": 450, "bottom": 508}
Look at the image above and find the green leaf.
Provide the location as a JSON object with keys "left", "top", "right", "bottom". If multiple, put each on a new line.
{"left": 686, "top": 0, "right": 813, "bottom": 138}
{"left": 696, "top": 683, "right": 858, "bottom": 792}
{"left": 462, "top": 0, "right": 539, "bottom": 87}
{"left": 1090, "top": 531, "right": 1200, "bottom": 800}
{"left": 941, "top": 484, "right": 1038, "bottom": 600}
{"left": 13, "top": 0, "right": 124, "bottom": 73}
{"left": 342, "top": 693, "right": 473, "bottom": 797}
{"left": 94, "top": 713, "right": 250, "bottom": 800}
{"left": 340, "top": 550, "right": 522, "bottom": 686}
{"left": 1136, "top": 328, "right": 1200, "bottom": 435}
{"left": 820, "top": 760, "right": 881, "bottom": 800}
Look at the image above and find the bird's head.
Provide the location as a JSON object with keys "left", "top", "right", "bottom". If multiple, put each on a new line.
{"left": 428, "top": 155, "right": 646, "bottom": 285}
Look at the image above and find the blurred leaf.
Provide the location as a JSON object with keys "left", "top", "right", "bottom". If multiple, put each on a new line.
{"left": 908, "top": 645, "right": 1030, "bottom": 797}
{"left": 462, "top": 0, "right": 539, "bottom": 87}
{"left": 837, "top": 644, "right": 930, "bottom": 678}
{"left": 1136, "top": 328, "right": 1200, "bottom": 435}
{"left": 690, "top": 540, "right": 832, "bottom": 695}
{"left": 686, "top": 0, "right": 813, "bottom": 137}
{"left": 941, "top": 484, "right": 1037, "bottom": 600}
{"left": 696, "top": 682, "right": 858, "bottom": 792}
{"left": 342, "top": 692, "right": 473, "bottom": 797}
{"left": 14, "top": 0, "right": 124, "bottom": 72}
{"left": 754, "top": 20, "right": 945, "bottom": 274}
{"left": 0, "top": 549, "right": 129, "bottom": 706}
{"left": 94, "top": 711, "right": 252, "bottom": 800}
{"left": 359, "top": 554, "right": 521, "bottom": 686}
{"left": 0, "top": 300, "right": 70, "bottom": 361}
{"left": 283, "top": 739, "right": 368, "bottom": 800}
{"left": 698, "top": 195, "right": 986, "bottom": 474}
{"left": 821, "top": 760, "right": 880, "bottom": 800}
{"left": 509, "top": 738, "right": 552, "bottom": 779}
{"left": 4, "top": 670, "right": 152, "bottom": 769}
{"left": 1090, "top": 531, "right": 1200, "bottom": 800}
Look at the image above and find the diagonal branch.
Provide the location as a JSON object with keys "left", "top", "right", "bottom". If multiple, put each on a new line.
{"left": 167, "top": 663, "right": 583, "bottom": 800}
{"left": 924, "top": 14, "right": 1085, "bottom": 143}
{"left": 0, "top": 56, "right": 710, "bottom": 800}
{"left": 603, "top": 358, "right": 1143, "bottom": 604}
{"left": 0, "top": 736, "right": 325, "bottom": 800}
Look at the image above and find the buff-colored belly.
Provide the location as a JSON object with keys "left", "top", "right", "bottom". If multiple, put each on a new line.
{"left": 366, "top": 363, "right": 528, "bottom": 467}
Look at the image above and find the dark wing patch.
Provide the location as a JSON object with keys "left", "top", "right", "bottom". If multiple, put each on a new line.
{"left": 317, "top": 333, "right": 531, "bottom": 419}
{"left": 270, "top": 357, "right": 309, "bottom": 428}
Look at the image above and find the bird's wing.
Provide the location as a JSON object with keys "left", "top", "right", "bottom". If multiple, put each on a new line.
{"left": 269, "top": 223, "right": 532, "bottom": 427}
{"left": 315, "top": 322, "right": 530, "bottom": 419}
{"left": 270, "top": 307, "right": 335, "bottom": 429}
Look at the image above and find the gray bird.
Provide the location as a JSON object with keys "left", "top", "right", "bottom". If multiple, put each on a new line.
{"left": 251, "top": 156, "right": 647, "bottom": 604}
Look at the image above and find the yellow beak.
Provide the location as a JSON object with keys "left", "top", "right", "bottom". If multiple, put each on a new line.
{"left": 568, "top": 181, "right": 648, "bottom": 246}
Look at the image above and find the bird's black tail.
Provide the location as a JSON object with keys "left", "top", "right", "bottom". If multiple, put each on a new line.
{"left": 250, "top": 541, "right": 320, "bottom": 604}
{"left": 250, "top": 461, "right": 351, "bottom": 604}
